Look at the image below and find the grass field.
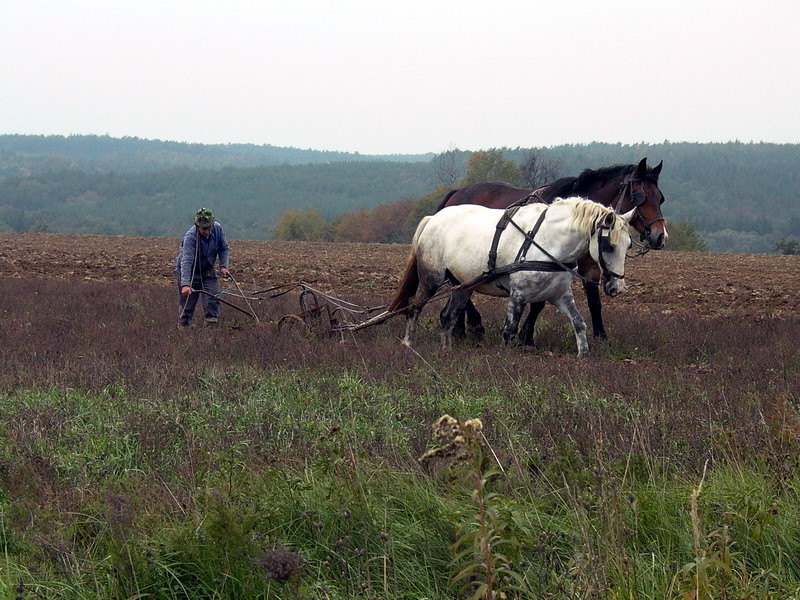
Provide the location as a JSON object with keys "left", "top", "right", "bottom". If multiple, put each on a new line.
{"left": 1, "top": 254, "right": 799, "bottom": 599}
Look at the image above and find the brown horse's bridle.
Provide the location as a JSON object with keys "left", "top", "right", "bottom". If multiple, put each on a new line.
{"left": 613, "top": 175, "right": 665, "bottom": 246}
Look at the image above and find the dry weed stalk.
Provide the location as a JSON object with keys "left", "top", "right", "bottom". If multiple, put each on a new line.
{"left": 420, "top": 414, "right": 528, "bottom": 600}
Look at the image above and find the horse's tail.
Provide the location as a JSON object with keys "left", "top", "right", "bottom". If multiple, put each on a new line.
{"left": 434, "top": 189, "right": 459, "bottom": 213}
{"left": 387, "top": 216, "right": 431, "bottom": 312}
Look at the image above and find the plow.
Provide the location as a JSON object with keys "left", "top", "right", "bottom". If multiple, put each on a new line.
{"left": 191, "top": 271, "right": 487, "bottom": 337}
{"left": 191, "top": 275, "right": 398, "bottom": 337}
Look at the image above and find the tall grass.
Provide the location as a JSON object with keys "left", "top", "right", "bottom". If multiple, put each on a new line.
{"left": 0, "top": 276, "right": 798, "bottom": 598}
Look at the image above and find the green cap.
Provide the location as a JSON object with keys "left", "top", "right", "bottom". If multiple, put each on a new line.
{"left": 195, "top": 208, "right": 214, "bottom": 228}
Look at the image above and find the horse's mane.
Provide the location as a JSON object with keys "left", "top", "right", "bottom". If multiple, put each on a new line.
{"left": 553, "top": 197, "right": 625, "bottom": 242}
{"left": 541, "top": 163, "right": 661, "bottom": 202}
{"left": 580, "top": 163, "right": 662, "bottom": 184}
{"left": 576, "top": 164, "right": 634, "bottom": 189}
{"left": 539, "top": 176, "right": 577, "bottom": 200}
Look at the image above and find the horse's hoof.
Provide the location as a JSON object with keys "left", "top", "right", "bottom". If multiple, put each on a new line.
{"left": 593, "top": 331, "right": 608, "bottom": 341}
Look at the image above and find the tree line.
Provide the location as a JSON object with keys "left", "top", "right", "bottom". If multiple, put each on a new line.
{"left": 0, "top": 134, "right": 432, "bottom": 173}
{"left": 272, "top": 146, "right": 799, "bottom": 253}
{"left": 0, "top": 162, "right": 433, "bottom": 240}
{"left": 0, "top": 135, "right": 798, "bottom": 253}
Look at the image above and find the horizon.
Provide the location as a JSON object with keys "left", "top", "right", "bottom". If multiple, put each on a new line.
{"left": 1, "top": 132, "right": 794, "bottom": 158}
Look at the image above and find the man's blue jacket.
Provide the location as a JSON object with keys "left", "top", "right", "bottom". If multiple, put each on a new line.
{"left": 176, "top": 222, "right": 230, "bottom": 287}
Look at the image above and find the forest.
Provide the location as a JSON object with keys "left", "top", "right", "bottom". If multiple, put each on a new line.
{"left": 1, "top": 134, "right": 798, "bottom": 252}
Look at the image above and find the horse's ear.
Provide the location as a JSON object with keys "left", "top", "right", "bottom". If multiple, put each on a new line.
{"left": 603, "top": 212, "right": 615, "bottom": 227}
{"left": 635, "top": 158, "right": 648, "bottom": 179}
{"left": 621, "top": 207, "right": 636, "bottom": 224}
{"left": 651, "top": 160, "right": 663, "bottom": 179}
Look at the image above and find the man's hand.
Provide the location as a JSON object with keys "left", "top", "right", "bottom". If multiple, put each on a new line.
{"left": 181, "top": 285, "right": 192, "bottom": 297}
{"left": 220, "top": 268, "right": 231, "bottom": 279}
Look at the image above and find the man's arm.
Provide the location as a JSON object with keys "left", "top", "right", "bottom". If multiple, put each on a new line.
{"left": 179, "top": 229, "right": 197, "bottom": 287}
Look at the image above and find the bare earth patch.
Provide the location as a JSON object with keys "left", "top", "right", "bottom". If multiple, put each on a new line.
{"left": 1, "top": 232, "right": 798, "bottom": 320}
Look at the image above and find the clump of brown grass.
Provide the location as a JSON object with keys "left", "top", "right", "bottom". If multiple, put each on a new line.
{"left": 252, "top": 544, "right": 304, "bottom": 584}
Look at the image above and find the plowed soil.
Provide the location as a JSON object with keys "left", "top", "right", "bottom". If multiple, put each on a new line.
{"left": 1, "top": 232, "right": 798, "bottom": 320}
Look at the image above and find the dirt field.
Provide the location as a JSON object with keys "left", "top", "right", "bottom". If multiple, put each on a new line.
{"left": 1, "top": 232, "right": 798, "bottom": 320}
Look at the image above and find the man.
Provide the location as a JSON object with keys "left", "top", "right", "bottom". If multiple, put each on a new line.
{"left": 176, "top": 207, "right": 231, "bottom": 328}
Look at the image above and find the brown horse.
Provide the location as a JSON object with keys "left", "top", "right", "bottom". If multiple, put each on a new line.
{"left": 435, "top": 158, "right": 668, "bottom": 345}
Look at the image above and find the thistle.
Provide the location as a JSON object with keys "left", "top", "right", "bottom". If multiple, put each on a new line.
{"left": 420, "top": 415, "right": 529, "bottom": 600}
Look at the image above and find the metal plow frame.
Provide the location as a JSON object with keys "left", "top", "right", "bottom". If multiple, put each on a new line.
{"left": 194, "top": 279, "right": 389, "bottom": 337}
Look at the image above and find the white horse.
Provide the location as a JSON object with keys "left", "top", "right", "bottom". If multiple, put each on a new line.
{"left": 387, "top": 197, "right": 634, "bottom": 357}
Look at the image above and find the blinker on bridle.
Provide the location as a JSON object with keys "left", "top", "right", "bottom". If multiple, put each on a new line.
{"left": 592, "top": 216, "right": 624, "bottom": 284}
{"left": 598, "top": 226, "right": 614, "bottom": 254}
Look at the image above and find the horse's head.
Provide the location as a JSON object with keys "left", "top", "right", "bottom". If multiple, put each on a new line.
{"left": 589, "top": 209, "right": 634, "bottom": 298}
{"left": 619, "top": 158, "right": 669, "bottom": 250}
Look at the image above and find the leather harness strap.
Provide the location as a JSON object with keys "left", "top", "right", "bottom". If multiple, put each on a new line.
{"left": 512, "top": 208, "right": 549, "bottom": 263}
{"left": 486, "top": 204, "right": 522, "bottom": 273}
{"left": 527, "top": 185, "right": 552, "bottom": 204}
{"left": 484, "top": 205, "right": 577, "bottom": 280}
{"left": 484, "top": 189, "right": 550, "bottom": 273}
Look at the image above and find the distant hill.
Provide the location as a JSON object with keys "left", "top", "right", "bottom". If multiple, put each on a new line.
{"left": 0, "top": 161, "right": 434, "bottom": 240}
{"left": 0, "top": 135, "right": 798, "bottom": 252}
{"left": 0, "top": 134, "right": 433, "bottom": 173}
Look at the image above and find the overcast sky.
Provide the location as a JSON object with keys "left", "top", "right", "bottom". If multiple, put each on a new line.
{"left": 2, "top": 0, "right": 798, "bottom": 155}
